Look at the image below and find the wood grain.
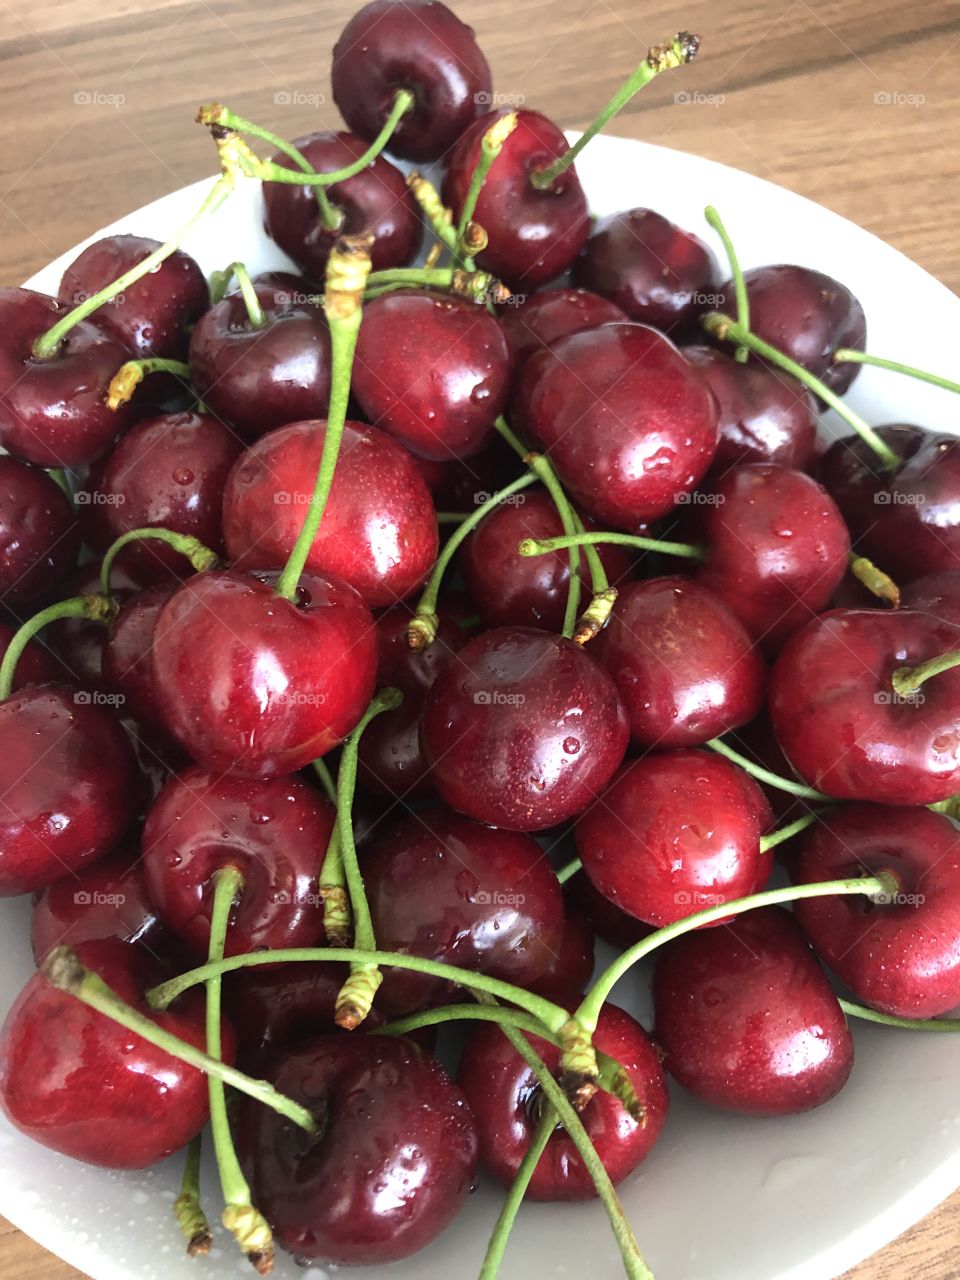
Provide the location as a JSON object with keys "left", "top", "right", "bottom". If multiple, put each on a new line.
{"left": 0, "top": 0, "right": 958, "bottom": 1276}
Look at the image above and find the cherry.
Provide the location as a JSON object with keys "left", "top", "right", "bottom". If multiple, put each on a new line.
{"left": 497, "top": 287, "right": 626, "bottom": 375}
{"left": 47, "top": 557, "right": 146, "bottom": 694}
{"left": 102, "top": 584, "right": 176, "bottom": 733}
{"left": 237, "top": 1034, "right": 477, "bottom": 1265}
{"left": 351, "top": 289, "right": 510, "bottom": 461}
{"left": 222, "top": 419, "right": 438, "bottom": 607}
{"left": 0, "top": 619, "right": 65, "bottom": 690}
{"left": 683, "top": 345, "right": 819, "bottom": 472}
{"left": 421, "top": 626, "right": 629, "bottom": 831}
{"left": 902, "top": 569, "right": 960, "bottom": 625}
{"left": 695, "top": 463, "right": 850, "bottom": 652}
{"left": 512, "top": 323, "right": 718, "bottom": 528}
{"left": 79, "top": 412, "right": 242, "bottom": 582}
{"left": 792, "top": 804, "right": 960, "bottom": 1018}
{"left": 0, "top": 939, "right": 218, "bottom": 1167}
{"left": 360, "top": 804, "right": 565, "bottom": 1014}
{"left": 262, "top": 131, "right": 420, "bottom": 280}
{"left": 442, "top": 109, "right": 590, "bottom": 288}
{"left": 593, "top": 576, "right": 765, "bottom": 749}
{"left": 0, "top": 288, "right": 135, "bottom": 467}
{"left": 458, "top": 1000, "right": 668, "bottom": 1199}
{"left": 712, "top": 264, "right": 866, "bottom": 396}
{"left": 566, "top": 871, "right": 653, "bottom": 950}
{"left": 332, "top": 0, "right": 491, "bottom": 162}
{"left": 574, "top": 208, "right": 716, "bottom": 336}
{"left": 576, "top": 750, "right": 772, "bottom": 926}
{"left": 460, "top": 489, "right": 633, "bottom": 632}
{"left": 142, "top": 766, "right": 334, "bottom": 958}
{"left": 0, "top": 457, "right": 79, "bottom": 604}
{"left": 151, "top": 569, "right": 377, "bottom": 778}
{"left": 768, "top": 607, "right": 960, "bottom": 804}
{"left": 652, "top": 906, "right": 853, "bottom": 1114}
{"left": 58, "top": 234, "right": 208, "bottom": 362}
{"left": 0, "top": 685, "right": 138, "bottom": 895}
{"left": 528, "top": 909, "right": 596, "bottom": 998}
{"left": 411, "top": 432, "right": 524, "bottom": 512}
{"left": 188, "top": 281, "right": 332, "bottom": 441}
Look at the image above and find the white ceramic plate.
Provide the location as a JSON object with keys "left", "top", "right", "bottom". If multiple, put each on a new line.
{"left": 3, "top": 134, "right": 960, "bottom": 1280}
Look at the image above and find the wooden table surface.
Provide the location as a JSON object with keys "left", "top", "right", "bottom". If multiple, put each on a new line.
{"left": 1, "top": 0, "right": 959, "bottom": 1276}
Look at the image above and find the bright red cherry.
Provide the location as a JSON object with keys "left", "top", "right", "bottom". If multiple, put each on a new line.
{"left": 0, "top": 456, "right": 79, "bottom": 604}
{"left": 498, "top": 287, "right": 626, "bottom": 375}
{"left": 151, "top": 569, "right": 377, "bottom": 778}
{"left": 653, "top": 907, "right": 854, "bottom": 1114}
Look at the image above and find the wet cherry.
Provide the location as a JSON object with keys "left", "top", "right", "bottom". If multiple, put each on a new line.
{"left": 0, "top": 456, "right": 79, "bottom": 605}
{"left": 498, "top": 287, "right": 626, "bottom": 376}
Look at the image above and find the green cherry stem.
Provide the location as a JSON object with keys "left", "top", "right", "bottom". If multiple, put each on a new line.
{"left": 274, "top": 234, "right": 372, "bottom": 602}
{"left": 701, "top": 312, "right": 901, "bottom": 471}
{"left": 706, "top": 737, "right": 830, "bottom": 801}
{"left": 530, "top": 32, "right": 700, "bottom": 191}
{"left": 106, "top": 358, "right": 193, "bottom": 410}
{"left": 406, "top": 171, "right": 459, "bottom": 259}
{"left": 833, "top": 349, "right": 960, "bottom": 396}
{"left": 311, "top": 757, "right": 338, "bottom": 805}
{"left": 318, "top": 824, "right": 351, "bottom": 946}
{"left": 849, "top": 552, "right": 900, "bottom": 607}
{"left": 220, "top": 262, "right": 265, "bottom": 328}
{"left": 891, "top": 649, "right": 960, "bottom": 697}
{"left": 456, "top": 113, "right": 518, "bottom": 252}
{"left": 518, "top": 529, "right": 703, "bottom": 562}
{"left": 41, "top": 945, "right": 317, "bottom": 1131}
{"left": 758, "top": 810, "right": 823, "bottom": 853}
{"left": 100, "top": 528, "right": 218, "bottom": 596}
{"left": 479, "top": 1107, "right": 555, "bottom": 1280}
{"left": 0, "top": 595, "right": 117, "bottom": 701}
{"left": 704, "top": 205, "right": 749, "bottom": 362}
{"left": 174, "top": 1135, "right": 212, "bottom": 1257}
{"left": 555, "top": 856, "right": 582, "bottom": 885}
{"left": 838, "top": 998, "right": 960, "bottom": 1031}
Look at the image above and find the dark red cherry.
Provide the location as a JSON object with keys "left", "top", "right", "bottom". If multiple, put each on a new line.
{"left": 0, "top": 288, "right": 135, "bottom": 467}
{"left": 262, "top": 132, "right": 421, "bottom": 280}
{"left": 460, "top": 489, "right": 633, "bottom": 632}
{"left": 576, "top": 750, "right": 772, "bottom": 926}
{"left": 0, "top": 939, "right": 219, "bottom": 1167}
{"left": 222, "top": 420, "right": 438, "bottom": 607}
{"left": 566, "top": 871, "right": 653, "bottom": 950}
{"left": 593, "top": 576, "right": 765, "bottom": 749}
{"left": 410, "top": 432, "right": 524, "bottom": 511}
{"left": 901, "top": 569, "right": 960, "bottom": 625}
{"left": 421, "top": 626, "right": 628, "bottom": 831}
{"left": 528, "top": 909, "right": 595, "bottom": 998}
{"left": 332, "top": 0, "right": 491, "bottom": 162}
{"left": 458, "top": 1000, "right": 668, "bottom": 1200}
{"left": 151, "top": 569, "right": 377, "bottom": 778}
{"left": 653, "top": 906, "right": 853, "bottom": 1114}
{"left": 0, "top": 685, "right": 138, "bottom": 895}
{"left": 0, "top": 620, "right": 65, "bottom": 690}
{"left": 238, "top": 1035, "right": 477, "bottom": 1265}
{"left": 513, "top": 323, "right": 718, "bottom": 528}
{"left": 58, "top": 234, "right": 208, "bottom": 361}
{"left": 352, "top": 290, "right": 510, "bottom": 461}
{"left": 575, "top": 208, "right": 717, "bottom": 337}
{"left": 0, "top": 456, "right": 79, "bottom": 604}
{"left": 695, "top": 463, "right": 850, "bottom": 652}
{"left": 142, "top": 766, "right": 333, "bottom": 958}
{"left": 47, "top": 557, "right": 146, "bottom": 695}
{"left": 188, "top": 282, "right": 332, "bottom": 441}
{"left": 102, "top": 584, "right": 176, "bottom": 733}
{"left": 442, "top": 109, "right": 590, "bottom": 289}
{"left": 793, "top": 804, "right": 960, "bottom": 1018}
{"left": 498, "top": 287, "right": 626, "bottom": 375}
{"left": 769, "top": 608, "right": 960, "bottom": 804}
{"left": 684, "top": 345, "right": 818, "bottom": 472}
{"left": 360, "top": 804, "right": 565, "bottom": 1015}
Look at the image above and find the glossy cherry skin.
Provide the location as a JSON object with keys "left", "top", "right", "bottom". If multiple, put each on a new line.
{"left": 188, "top": 282, "right": 332, "bottom": 441}
{"left": 421, "top": 626, "right": 629, "bottom": 831}
{"left": 575, "top": 208, "right": 717, "bottom": 337}
{"left": 460, "top": 489, "right": 633, "bottom": 632}
{"left": 576, "top": 750, "right": 772, "bottom": 926}
{"left": 442, "top": 109, "right": 590, "bottom": 289}
{"left": 901, "top": 569, "right": 960, "bottom": 625}
{"left": 458, "top": 1000, "right": 668, "bottom": 1200}
{"left": 593, "top": 576, "right": 765, "bottom": 749}
{"left": 360, "top": 805, "right": 565, "bottom": 1014}
{"left": 142, "top": 766, "right": 333, "bottom": 958}
{"left": 332, "top": 0, "right": 491, "bottom": 162}
{"left": 263, "top": 131, "right": 421, "bottom": 280}
{"left": 513, "top": 323, "right": 719, "bottom": 528}
{"left": 713, "top": 264, "right": 866, "bottom": 397}
{"left": 223, "top": 419, "right": 437, "bottom": 607}
{"left": 793, "top": 804, "right": 960, "bottom": 1018}
{"left": 0, "top": 456, "right": 79, "bottom": 604}
{"left": 653, "top": 907, "right": 853, "bottom": 1114}
{"left": 0, "top": 686, "right": 138, "bottom": 895}
{"left": 0, "top": 620, "right": 65, "bottom": 690}
{"left": 528, "top": 909, "right": 595, "bottom": 997}
{"left": 695, "top": 463, "right": 850, "bottom": 653}
{"left": 566, "top": 871, "right": 652, "bottom": 950}
{"left": 498, "top": 287, "right": 626, "bottom": 375}
{"left": 58, "top": 235, "right": 208, "bottom": 361}
{"left": 352, "top": 290, "right": 510, "bottom": 461}
{"left": 684, "top": 345, "right": 818, "bottom": 472}
{"left": 0, "top": 939, "right": 220, "bottom": 1168}
{"left": 30, "top": 848, "right": 170, "bottom": 963}
{"left": 47, "top": 557, "right": 146, "bottom": 695}
{"left": 151, "top": 569, "right": 377, "bottom": 778}
{"left": 238, "top": 1034, "right": 477, "bottom": 1265}
{"left": 102, "top": 584, "right": 175, "bottom": 733}
{"left": 769, "top": 608, "right": 960, "bottom": 804}
{"left": 819, "top": 426, "right": 960, "bottom": 581}
{"left": 0, "top": 288, "right": 135, "bottom": 467}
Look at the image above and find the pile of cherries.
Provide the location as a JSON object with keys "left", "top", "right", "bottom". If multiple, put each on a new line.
{"left": 1, "top": 2, "right": 959, "bottom": 1277}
